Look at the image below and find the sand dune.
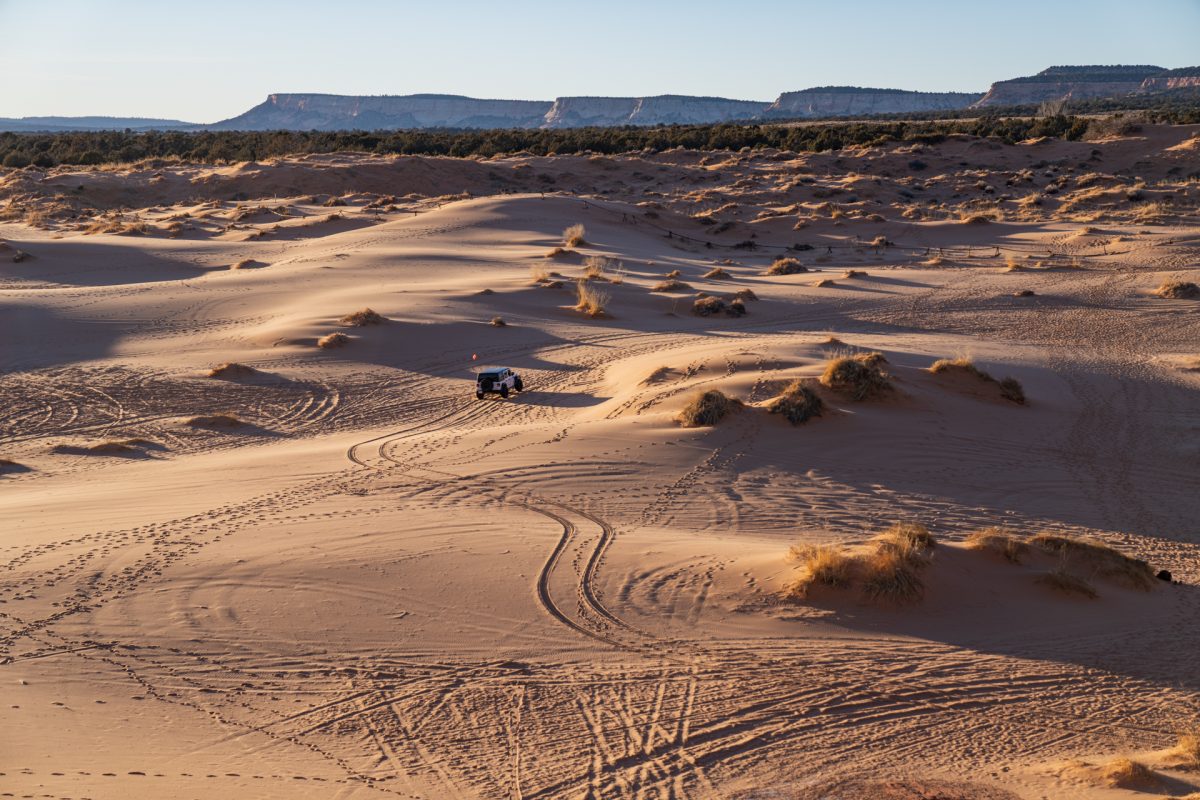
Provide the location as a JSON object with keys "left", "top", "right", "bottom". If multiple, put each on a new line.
{"left": 2, "top": 126, "right": 1199, "bottom": 799}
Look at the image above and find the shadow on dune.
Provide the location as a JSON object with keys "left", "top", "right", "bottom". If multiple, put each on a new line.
{"left": 0, "top": 303, "right": 125, "bottom": 371}
{"left": 0, "top": 238, "right": 209, "bottom": 286}
{"left": 508, "top": 389, "right": 608, "bottom": 408}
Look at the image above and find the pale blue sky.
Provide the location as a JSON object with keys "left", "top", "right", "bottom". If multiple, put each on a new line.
{"left": 2, "top": 0, "right": 1198, "bottom": 121}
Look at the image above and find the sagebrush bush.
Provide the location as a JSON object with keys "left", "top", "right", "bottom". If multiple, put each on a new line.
{"left": 677, "top": 390, "right": 741, "bottom": 427}
{"left": 820, "top": 353, "right": 891, "bottom": 400}
{"left": 767, "top": 380, "right": 824, "bottom": 425}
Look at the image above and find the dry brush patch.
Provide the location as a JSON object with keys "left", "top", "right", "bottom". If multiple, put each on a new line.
{"left": 563, "top": 223, "right": 587, "bottom": 248}
{"left": 965, "top": 528, "right": 1029, "bottom": 564}
{"left": 1031, "top": 533, "right": 1156, "bottom": 591}
{"left": 820, "top": 352, "right": 892, "bottom": 400}
{"left": 339, "top": 308, "right": 387, "bottom": 326}
{"left": 573, "top": 279, "right": 609, "bottom": 318}
{"left": 677, "top": 390, "right": 742, "bottom": 427}
{"left": 765, "top": 256, "right": 808, "bottom": 276}
{"left": 317, "top": 332, "right": 350, "bottom": 349}
{"left": 692, "top": 295, "right": 746, "bottom": 317}
{"left": 652, "top": 279, "right": 692, "bottom": 292}
{"left": 207, "top": 362, "right": 258, "bottom": 379}
{"left": 929, "top": 357, "right": 1025, "bottom": 404}
{"left": 766, "top": 380, "right": 824, "bottom": 425}
{"left": 786, "top": 523, "right": 936, "bottom": 605}
{"left": 703, "top": 266, "right": 731, "bottom": 279}
{"left": 1155, "top": 280, "right": 1200, "bottom": 299}
{"left": 1101, "top": 758, "right": 1160, "bottom": 790}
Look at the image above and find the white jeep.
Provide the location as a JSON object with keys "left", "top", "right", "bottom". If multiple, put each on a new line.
{"left": 475, "top": 367, "right": 524, "bottom": 399}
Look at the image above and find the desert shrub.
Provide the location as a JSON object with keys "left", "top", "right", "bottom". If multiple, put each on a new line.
{"left": 317, "top": 332, "right": 350, "bottom": 349}
{"left": 573, "top": 280, "right": 609, "bottom": 317}
{"left": 677, "top": 389, "right": 741, "bottom": 427}
{"left": 966, "top": 528, "right": 1029, "bottom": 563}
{"left": 1155, "top": 280, "right": 1200, "bottom": 299}
{"left": 1170, "top": 728, "right": 1200, "bottom": 768}
{"left": 1035, "top": 568, "right": 1098, "bottom": 599}
{"left": 999, "top": 377, "right": 1026, "bottom": 404}
{"left": 961, "top": 213, "right": 995, "bottom": 224}
{"left": 703, "top": 266, "right": 731, "bottom": 279}
{"left": 767, "top": 380, "right": 824, "bottom": 425}
{"left": 563, "top": 223, "right": 586, "bottom": 247}
{"left": 530, "top": 264, "right": 550, "bottom": 282}
{"left": 545, "top": 246, "right": 575, "bottom": 259}
{"left": 1102, "top": 758, "right": 1158, "bottom": 789}
{"left": 1013, "top": 289, "right": 1036, "bottom": 297}
{"left": 230, "top": 258, "right": 257, "bottom": 270}
{"left": 785, "top": 545, "right": 853, "bottom": 598}
{"left": 665, "top": 269, "right": 682, "bottom": 278}
{"left": 733, "top": 288, "right": 758, "bottom": 302}
{"left": 820, "top": 353, "right": 891, "bottom": 400}
{"left": 843, "top": 269, "right": 867, "bottom": 278}
{"left": 323, "top": 196, "right": 348, "bottom": 207}
{"left": 184, "top": 413, "right": 243, "bottom": 428}
{"left": 340, "top": 308, "right": 387, "bottom": 326}
{"left": 861, "top": 549, "right": 925, "bottom": 604}
{"left": 765, "top": 257, "right": 807, "bottom": 275}
{"left": 1031, "top": 533, "right": 1155, "bottom": 590}
{"left": 930, "top": 357, "right": 994, "bottom": 380}
{"left": 652, "top": 279, "right": 692, "bottom": 292}
{"left": 814, "top": 278, "right": 837, "bottom": 287}
{"left": 207, "top": 362, "right": 257, "bottom": 379}
{"left": 490, "top": 316, "right": 507, "bottom": 327}
{"left": 583, "top": 255, "right": 621, "bottom": 281}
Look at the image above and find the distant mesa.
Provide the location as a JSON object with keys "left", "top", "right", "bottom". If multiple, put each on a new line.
{"left": 972, "top": 65, "right": 1167, "bottom": 107}
{"left": 208, "top": 93, "right": 551, "bottom": 131}
{"left": 541, "top": 95, "right": 766, "bottom": 128}
{"left": 763, "top": 86, "right": 981, "bottom": 118}
{"left": 3, "top": 65, "right": 1198, "bottom": 133}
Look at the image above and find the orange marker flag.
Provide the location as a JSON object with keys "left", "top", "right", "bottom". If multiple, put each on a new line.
{"left": 472, "top": 353, "right": 478, "bottom": 361}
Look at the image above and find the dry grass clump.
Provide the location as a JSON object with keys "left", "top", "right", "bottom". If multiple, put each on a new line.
{"left": 1031, "top": 533, "right": 1155, "bottom": 591}
{"left": 230, "top": 258, "right": 259, "bottom": 270}
{"left": 785, "top": 546, "right": 853, "bottom": 596}
{"left": 563, "top": 223, "right": 587, "bottom": 248}
{"left": 1168, "top": 728, "right": 1200, "bottom": 768}
{"left": 1035, "top": 567, "right": 1099, "bottom": 599}
{"left": 340, "top": 308, "right": 387, "bottom": 326}
{"left": 583, "top": 255, "right": 622, "bottom": 282}
{"left": 490, "top": 316, "right": 507, "bottom": 327}
{"left": 207, "top": 362, "right": 257, "bottom": 379}
{"left": 545, "top": 246, "right": 576, "bottom": 259}
{"left": 677, "top": 390, "right": 742, "bottom": 427}
{"left": 733, "top": 288, "right": 758, "bottom": 302}
{"left": 766, "top": 380, "right": 824, "bottom": 425}
{"left": 317, "top": 332, "right": 350, "bottom": 349}
{"left": 703, "top": 266, "right": 731, "bottom": 279}
{"left": 184, "top": 413, "right": 243, "bottom": 428}
{"left": 999, "top": 377, "right": 1026, "bottom": 404}
{"left": 1013, "top": 289, "right": 1036, "bottom": 297}
{"left": 922, "top": 255, "right": 945, "bottom": 266}
{"left": 692, "top": 295, "right": 746, "bottom": 317}
{"left": 843, "top": 269, "right": 867, "bottom": 279}
{"left": 52, "top": 439, "right": 154, "bottom": 456}
{"left": 814, "top": 278, "right": 837, "bottom": 288}
{"left": 652, "top": 279, "right": 692, "bottom": 292}
{"left": 960, "top": 212, "right": 996, "bottom": 224}
{"left": 929, "top": 358, "right": 1026, "bottom": 405}
{"left": 1101, "top": 758, "right": 1159, "bottom": 789}
{"left": 965, "top": 528, "right": 1029, "bottom": 563}
{"left": 787, "top": 523, "right": 935, "bottom": 603}
{"left": 765, "top": 257, "right": 807, "bottom": 276}
{"left": 665, "top": 269, "right": 682, "bottom": 278}
{"left": 820, "top": 352, "right": 891, "bottom": 400}
{"left": 1155, "top": 280, "right": 1200, "bottom": 299}
{"left": 573, "top": 280, "right": 609, "bottom": 317}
